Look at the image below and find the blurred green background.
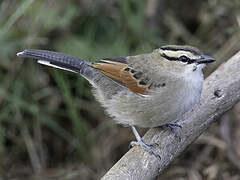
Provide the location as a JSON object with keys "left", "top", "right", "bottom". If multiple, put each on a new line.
{"left": 0, "top": 0, "right": 240, "bottom": 179}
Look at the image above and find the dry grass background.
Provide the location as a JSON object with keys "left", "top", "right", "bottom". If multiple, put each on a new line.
{"left": 0, "top": 0, "right": 240, "bottom": 179}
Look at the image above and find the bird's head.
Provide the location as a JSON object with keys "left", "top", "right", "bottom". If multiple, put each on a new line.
{"left": 156, "top": 45, "right": 215, "bottom": 73}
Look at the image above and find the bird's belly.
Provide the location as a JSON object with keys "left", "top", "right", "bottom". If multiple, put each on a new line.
{"left": 98, "top": 87, "right": 201, "bottom": 128}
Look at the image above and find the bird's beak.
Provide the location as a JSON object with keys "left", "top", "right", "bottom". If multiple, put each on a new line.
{"left": 197, "top": 55, "right": 216, "bottom": 64}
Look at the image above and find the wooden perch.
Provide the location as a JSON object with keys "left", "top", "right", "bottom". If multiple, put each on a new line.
{"left": 102, "top": 51, "right": 240, "bottom": 180}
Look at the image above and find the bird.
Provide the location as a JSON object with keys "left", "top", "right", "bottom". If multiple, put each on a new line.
{"left": 17, "top": 45, "right": 215, "bottom": 158}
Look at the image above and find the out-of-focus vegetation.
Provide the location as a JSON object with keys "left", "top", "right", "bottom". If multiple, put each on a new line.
{"left": 0, "top": 0, "right": 240, "bottom": 179}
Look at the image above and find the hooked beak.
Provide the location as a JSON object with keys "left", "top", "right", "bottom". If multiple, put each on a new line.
{"left": 197, "top": 55, "right": 216, "bottom": 64}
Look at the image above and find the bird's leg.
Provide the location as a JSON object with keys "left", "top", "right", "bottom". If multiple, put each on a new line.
{"left": 165, "top": 123, "right": 182, "bottom": 141}
{"left": 129, "top": 125, "right": 160, "bottom": 159}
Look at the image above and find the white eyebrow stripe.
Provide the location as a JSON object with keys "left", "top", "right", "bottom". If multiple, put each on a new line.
{"left": 162, "top": 50, "right": 200, "bottom": 59}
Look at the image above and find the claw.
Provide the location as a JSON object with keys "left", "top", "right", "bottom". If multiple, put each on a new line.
{"left": 167, "top": 123, "right": 182, "bottom": 129}
{"left": 165, "top": 123, "right": 182, "bottom": 141}
{"left": 130, "top": 125, "right": 161, "bottom": 160}
{"left": 130, "top": 139, "right": 161, "bottom": 160}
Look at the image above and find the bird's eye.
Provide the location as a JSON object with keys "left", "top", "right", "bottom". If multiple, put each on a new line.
{"left": 179, "top": 55, "right": 189, "bottom": 63}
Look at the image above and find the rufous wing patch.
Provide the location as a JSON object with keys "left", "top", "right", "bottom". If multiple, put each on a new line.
{"left": 92, "top": 60, "right": 148, "bottom": 94}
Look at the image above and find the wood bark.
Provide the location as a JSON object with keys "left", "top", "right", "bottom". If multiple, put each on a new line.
{"left": 101, "top": 51, "right": 240, "bottom": 180}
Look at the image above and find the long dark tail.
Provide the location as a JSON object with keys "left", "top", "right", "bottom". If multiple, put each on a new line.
{"left": 17, "top": 49, "right": 91, "bottom": 73}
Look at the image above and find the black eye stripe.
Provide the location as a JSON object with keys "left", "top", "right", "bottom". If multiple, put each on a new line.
{"left": 161, "top": 53, "right": 178, "bottom": 61}
{"left": 161, "top": 53, "right": 196, "bottom": 64}
{"left": 187, "top": 59, "right": 195, "bottom": 64}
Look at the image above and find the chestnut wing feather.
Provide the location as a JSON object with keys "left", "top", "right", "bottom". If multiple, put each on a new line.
{"left": 92, "top": 59, "right": 148, "bottom": 94}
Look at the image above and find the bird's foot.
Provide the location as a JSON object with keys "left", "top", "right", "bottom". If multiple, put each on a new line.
{"left": 130, "top": 125, "right": 160, "bottom": 159}
{"left": 129, "top": 139, "right": 161, "bottom": 160}
{"left": 165, "top": 123, "right": 182, "bottom": 141}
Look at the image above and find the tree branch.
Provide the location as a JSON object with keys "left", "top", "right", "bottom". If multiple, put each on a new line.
{"left": 102, "top": 51, "right": 240, "bottom": 180}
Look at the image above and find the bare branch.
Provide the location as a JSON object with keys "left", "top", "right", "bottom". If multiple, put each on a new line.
{"left": 102, "top": 51, "right": 240, "bottom": 180}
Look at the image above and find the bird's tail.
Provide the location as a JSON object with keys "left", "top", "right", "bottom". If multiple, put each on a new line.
{"left": 17, "top": 49, "right": 91, "bottom": 73}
